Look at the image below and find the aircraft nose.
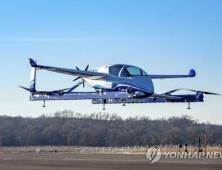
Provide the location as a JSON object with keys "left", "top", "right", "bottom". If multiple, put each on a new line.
{"left": 142, "top": 76, "right": 154, "bottom": 93}
{"left": 147, "top": 78, "right": 154, "bottom": 93}
{"left": 132, "top": 76, "right": 154, "bottom": 93}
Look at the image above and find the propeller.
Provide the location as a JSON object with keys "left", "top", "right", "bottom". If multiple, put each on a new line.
{"left": 51, "top": 88, "right": 70, "bottom": 94}
{"left": 19, "top": 86, "right": 69, "bottom": 96}
{"left": 153, "top": 88, "right": 182, "bottom": 102}
{"left": 163, "top": 88, "right": 182, "bottom": 95}
{"left": 163, "top": 88, "right": 220, "bottom": 96}
{"left": 73, "top": 65, "right": 89, "bottom": 88}
{"left": 19, "top": 86, "right": 30, "bottom": 91}
{"left": 182, "top": 88, "right": 220, "bottom": 96}
{"left": 152, "top": 87, "right": 220, "bottom": 103}
{"left": 73, "top": 77, "right": 81, "bottom": 81}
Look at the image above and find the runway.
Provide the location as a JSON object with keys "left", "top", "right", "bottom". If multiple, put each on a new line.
{"left": 0, "top": 153, "right": 221, "bottom": 170}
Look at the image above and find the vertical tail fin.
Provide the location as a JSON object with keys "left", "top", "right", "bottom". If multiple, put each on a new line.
{"left": 29, "top": 66, "right": 36, "bottom": 92}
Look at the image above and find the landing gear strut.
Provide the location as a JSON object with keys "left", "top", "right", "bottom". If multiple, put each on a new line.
{"left": 187, "top": 102, "right": 191, "bottom": 109}
{"left": 42, "top": 100, "right": 46, "bottom": 107}
{"left": 122, "top": 99, "right": 126, "bottom": 106}
{"left": 187, "top": 95, "right": 191, "bottom": 109}
{"left": 102, "top": 99, "right": 106, "bottom": 110}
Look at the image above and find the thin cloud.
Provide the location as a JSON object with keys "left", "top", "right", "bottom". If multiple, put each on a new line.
{"left": 0, "top": 36, "right": 117, "bottom": 42}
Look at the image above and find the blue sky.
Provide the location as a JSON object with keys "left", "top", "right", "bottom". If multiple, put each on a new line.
{"left": 0, "top": 0, "right": 222, "bottom": 124}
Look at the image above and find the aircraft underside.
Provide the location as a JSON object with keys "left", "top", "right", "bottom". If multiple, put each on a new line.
{"left": 30, "top": 91, "right": 204, "bottom": 110}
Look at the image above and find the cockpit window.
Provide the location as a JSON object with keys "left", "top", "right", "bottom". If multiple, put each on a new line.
{"left": 120, "top": 67, "right": 131, "bottom": 77}
{"left": 126, "top": 67, "right": 141, "bottom": 76}
{"left": 142, "top": 70, "right": 148, "bottom": 75}
{"left": 120, "top": 66, "right": 146, "bottom": 77}
{"left": 109, "top": 65, "right": 123, "bottom": 76}
{"left": 109, "top": 65, "right": 148, "bottom": 77}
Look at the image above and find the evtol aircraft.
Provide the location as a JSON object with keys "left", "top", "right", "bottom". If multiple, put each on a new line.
{"left": 20, "top": 58, "right": 220, "bottom": 110}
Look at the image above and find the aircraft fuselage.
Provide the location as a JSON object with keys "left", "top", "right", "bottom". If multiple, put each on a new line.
{"left": 83, "top": 64, "right": 154, "bottom": 98}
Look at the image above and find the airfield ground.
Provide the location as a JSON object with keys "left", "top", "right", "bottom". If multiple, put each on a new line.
{"left": 0, "top": 153, "right": 221, "bottom": 170}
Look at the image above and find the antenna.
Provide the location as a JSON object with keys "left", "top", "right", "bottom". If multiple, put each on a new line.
{"left": 0, "top": 136, "right": 6, "bottom": 153}
{"left": 63, "top": 134, "right": 74, "bottom": 154}
{"left": 204, "top": 134, "right": 212, "bottom": 155}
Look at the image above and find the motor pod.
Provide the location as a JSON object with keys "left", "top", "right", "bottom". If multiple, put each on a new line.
{"left": 196, "top": 92, "right": 204, "bottom": 102}
{"left": 133, "top": 91, "right": 145, "bottom": 98}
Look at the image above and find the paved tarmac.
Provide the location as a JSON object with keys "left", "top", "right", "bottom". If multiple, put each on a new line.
{"left": 0, "top": 153, "right": 221, "bottom": 170}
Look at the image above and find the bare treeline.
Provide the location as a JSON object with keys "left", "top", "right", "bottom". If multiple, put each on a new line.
{"left": 0, "top": 110, "right": 221, "bottom": 147}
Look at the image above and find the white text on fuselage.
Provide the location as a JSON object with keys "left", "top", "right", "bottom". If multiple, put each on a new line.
{"left": 90, "top": 69, "right": 98, "bottom": 72}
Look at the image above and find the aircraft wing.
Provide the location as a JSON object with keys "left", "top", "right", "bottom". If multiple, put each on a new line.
{"left": 149, "top": 69, "right": 196, "bottom": 79}
{"left": 28, "top": 58, "right": 108, "bottom": 79}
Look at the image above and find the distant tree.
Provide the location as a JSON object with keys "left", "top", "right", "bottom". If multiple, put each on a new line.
{"left": 0, "top": 111, "right": 221, "bottom": 147}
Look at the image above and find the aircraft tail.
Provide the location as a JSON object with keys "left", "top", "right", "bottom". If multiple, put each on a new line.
{"left": 29, "top": 65, "right": 36, "bottom": 92}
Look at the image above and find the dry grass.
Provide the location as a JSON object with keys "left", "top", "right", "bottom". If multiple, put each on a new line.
{"left": 1, "top": 146, "right": 221, "bottom": 154}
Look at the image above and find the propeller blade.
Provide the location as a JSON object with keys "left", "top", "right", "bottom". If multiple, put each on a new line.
{"left": 83, "top": 81, "right": 85, "bottom": 88}
{"left": 73, "top": 76, "right": 81, "bottom": 81}
{"left": 19, "top": 86, "right": 30, "bottom": 91}
{"left": 183, "top": 88, "right": 220, "bottom": 96}
{"left": 85, "top": 64, "right": 89, "bottom": 71}
{"left": 50, "top": 88, "right": 70, "bottom": 93}
{"left": 76, "top": 66, "right": 80, "bottom": 70}
{"left": 168, "top": 88, "right": 182, "bottom": 93}
{"left": 164, "top": 88, "right": 182, "bottom": 94}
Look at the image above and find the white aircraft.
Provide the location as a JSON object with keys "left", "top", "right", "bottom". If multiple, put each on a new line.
{"left": 20, "top": 58, "right": 220, "bottom": 110}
